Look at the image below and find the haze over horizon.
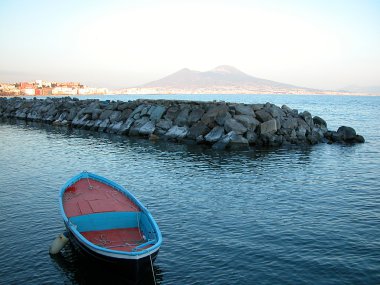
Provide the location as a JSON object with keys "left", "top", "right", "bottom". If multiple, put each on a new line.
{"left": 0, "top": 0, "right": 379, "bottom": 91}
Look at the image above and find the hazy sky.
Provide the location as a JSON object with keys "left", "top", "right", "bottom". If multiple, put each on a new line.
{"left": 0, "top": 0, "right": 379, "bottom": 89}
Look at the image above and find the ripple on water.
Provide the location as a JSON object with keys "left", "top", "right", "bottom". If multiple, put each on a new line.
{"left": 1, "top": 95, "right": 380, "bottom": 285}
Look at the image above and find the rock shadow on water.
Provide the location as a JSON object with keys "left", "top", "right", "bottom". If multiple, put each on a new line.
{"left": 1, "top": 117, "right": 320, "bottom": 171}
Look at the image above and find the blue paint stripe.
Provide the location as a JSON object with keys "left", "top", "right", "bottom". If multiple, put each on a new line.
{"left": 69, "top": 212, "right": 140, "bottom": 232}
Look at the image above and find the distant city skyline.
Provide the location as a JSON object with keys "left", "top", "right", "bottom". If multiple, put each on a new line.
{"left": 0, "top": 0, "right": 379, "bottom": 90}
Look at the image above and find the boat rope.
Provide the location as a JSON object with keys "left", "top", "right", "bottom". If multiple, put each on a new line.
{"left": 93, "top": 234, "right": 146, "bottom": 249}
{"left": 150, "top": 254, "right": 157, "bottom": 285}
{"left": 85, "top": 172, "right": 94, "bottom": 190}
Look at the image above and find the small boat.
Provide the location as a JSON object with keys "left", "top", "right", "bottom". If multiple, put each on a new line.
{"left": 58, "top": 171, "right": 162, "bottom": 269}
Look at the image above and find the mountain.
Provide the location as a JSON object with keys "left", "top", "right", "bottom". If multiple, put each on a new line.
{"left": 141, "top": 65, "right": 299, "bottom": 90}
{"left": 121, "top": 65, "right": 355, "bottom": 95}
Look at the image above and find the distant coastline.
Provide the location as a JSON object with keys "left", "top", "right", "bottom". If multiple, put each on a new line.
{"left": 2, "top": 91, "right": 379, "bottom": 97}
{"left": 1, "top": 65, "right": 379, "bottom": 97}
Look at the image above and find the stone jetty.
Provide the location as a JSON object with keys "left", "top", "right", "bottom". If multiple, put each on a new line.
{"left": 0, "top": 97, "right": 365, "bottom": 149}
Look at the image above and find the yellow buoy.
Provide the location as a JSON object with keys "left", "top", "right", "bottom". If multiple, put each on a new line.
{"left": 49, "top": 233, "right": 69, "bottom": 255}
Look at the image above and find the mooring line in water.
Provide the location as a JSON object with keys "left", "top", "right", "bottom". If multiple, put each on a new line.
{"left": 150, "top": 254, "right": 157, "bottom": 285}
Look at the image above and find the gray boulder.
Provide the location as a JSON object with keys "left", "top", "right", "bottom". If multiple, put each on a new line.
{"left": 337, "top": 126, "right": 356, "bottom": 141}
{"left": 188, "top": 108, "right": 205, "bottom": 124}
{"left": 212, "top": 131, "right": 248, "bottom": 150}
{"left": 255, "top": 109, "right": 272, "bottom": 122}
{"left": 215, "top": 112, "right": 232, "bottom": 126}
{"left": 149, "top": 105, "right": 166, "bottom": 122}
{"left": 165, "top": 125, "right": 189, "bottom": 140}
{"left": 224, "top": 118, "right": 247, "bottom": 134}
{"left": 164, "top": 106, "right": 180, "bottom": 121}
{"left": 300, "top": 111, "right": 314, "bottom": 127}
{"left": 140, "top": 105, "right": 150, "bottom": 116}
{"left": 188, "top": 122, "right": 210, "bottom": 139}
{"left": 246, "top": 131, "right": 258, "bottom": 144}
{"left": 175, "top": 108, "right": 190, "bottom": 126}
{"left": 259, "top": 119, "right": 277, "bottom": 134}
{"left": 129, "top": 104, "right": 146, "bottom": 118}
{"left": 139, "top": 121, "right": 156, "bottom": 136}
{"left": 109, "top": 111, "right": 121, "bottom": 123}
{"left": 109, "top": 121, "right": 124, "bottom": 133}
{"left": 234, "top": 115, "right": 260, "bottom": 131}
{"left": 129, "top": 117, "right": 149, "bottom": 136}
{"left": 281, "top": 117, "right": 298, "bottom": 129}
{"left": 98, "top": 118, "right": 110, "bottom": 132}
{"left": 235, "top": 104, "right": 255, "bottom": 116}
{"left": 313, "top": 116, "right": 327, "bottom": 128}
{"left": 201, "top": 104, "right": 229, "bottom": 126}
{"left": 117, "top": 102, "right": 131, "bottom": 111}
{"left": 205, "top": 126, "right": 225, "bottom": 143}
{"left": 118, "top": 119, "right": 135, "bottom": 135}
{"left": 267, "top": 105, "right": 286, "bottom": 119}
{"left": 99, "top": 109, "right": 113, "bottom": 120}
{"left": 156, "top": 119, "right": 172, "bottom": 130}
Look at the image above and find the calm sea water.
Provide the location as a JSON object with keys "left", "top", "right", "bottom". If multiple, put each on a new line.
{"left": 0, "top": 94, "right": 379, "bottom": 284}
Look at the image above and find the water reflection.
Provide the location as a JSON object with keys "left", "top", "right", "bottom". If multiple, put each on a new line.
{"left": 5, "top": 118, "right": 318, "bottom": 165}
{"left": 51, "top": 243, "right": 163, "bottom": 285}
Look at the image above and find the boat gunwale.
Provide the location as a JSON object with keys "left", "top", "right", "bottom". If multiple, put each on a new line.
{"left": 59, "top": 171, "right": 162, "bottom": 257}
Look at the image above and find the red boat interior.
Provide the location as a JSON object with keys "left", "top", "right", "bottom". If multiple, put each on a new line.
{"left": 63, "top": 178, "right": 153, "bottom": 252}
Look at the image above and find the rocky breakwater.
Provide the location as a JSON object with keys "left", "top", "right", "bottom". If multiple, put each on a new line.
{"left": 0, "top": 97, "right": 365, "bottom": 150}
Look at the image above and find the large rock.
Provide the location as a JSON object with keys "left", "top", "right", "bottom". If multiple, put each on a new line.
{"left": 117, "top": 102, "right": 131, "bottom": 111}
{"left": 297, "top": 118, "right": 311, "bottom": 132}
{"left": 156, "top": 119, "right": 172, "bottom": 130}
{"left": 140, "top": 105, "right": 150, "bottom": 116}
{"left": 281, "top": 117, "right": 298, "bottom": 129}
{"left": 307, "top": 128, "right": 324, "bottom": 145}
{"left": 118, "top": 119, "right": 135, "bottom": 135}
{"left": 129, "top": 104, "right": 146, "bottom": 118}
{"left": 205, "top": 126, "right": 225, "bottom": 143}
{"left": 246, "top": 131, "right": 258, "bottom": 145}
{"left": 255, "top": 109, "right": 272, "bottom": 122}
{"left": 300, "top": 111, "right": 313, "bottom": 127}
{"left": 129, "top": 117, "right": 149, "bottom": 136}
{"left": 175, "top": 108, "right": 190, "bottom": 127}
{"left": 99, "top": 109, "right": 113, "bottom": 120}
{"left": 188, "top": 108, "right": 205, "bottom": 124}
{"left": 67, "top": 107, "right": 78, "bottom": 121}
{"left": 139, "top": 121, "right": 156, "bottom": 136}
{"left": 164, "top": 106, "right": 180, "bottom": 121}
{"left": 215, "top": 112, "right": 232, "bottom": 126}
{"left": 82, "top": 102, "right": 100, "bottom": 115}
{"left": 109, "top": 111, "right": 121, "bottom": 123}
{"left": 165, "top": 126, "right": 189, "bottom": 140}
{"left": 119, "top": 109, "right": 132, "bottom": 121}
{"left": 266, "top": 105, "right": 286, "bottom": 119}
{"left": 149, "top": 105, "right": 166, "bottom": 122}
{"left": 235, "top": 104, "right": 255, "bottom": 116}
{"left": 313, "top": 116, "right": 327, "bottom": 128}
{"left": 224, "top": 118, "right": 247, "bottom": 134}
{"left": 212, "top": 131, "right": 248, "bottom": 150}
{"left": 234, "top": 115, "right": 260, "bottom": 131}
{"left": 109, "top": 121, "right": 124, "bottom": 133}
{"left": 187, "top": 121, "right": 210, "bottom": 139}
{"left": 98, "top": 118, "right": 110, "bottom": 132}
{"left": 201, "top": 104, "right": 229, "bottom": 126}
{"left": 337, "top": 126, "right": 356, "bottom": 140}
{"left": 259, "top": 119, "right": 277, "bottom": 134}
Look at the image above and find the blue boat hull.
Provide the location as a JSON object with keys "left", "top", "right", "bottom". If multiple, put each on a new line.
{"left": 65, "top": 224, "right": 159, "bottom": 271}
{"left": 59, "top": 172, "right": 162, "bottom": 272}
